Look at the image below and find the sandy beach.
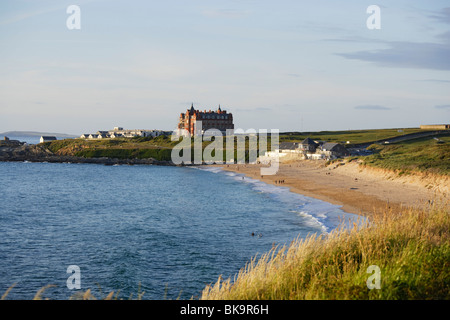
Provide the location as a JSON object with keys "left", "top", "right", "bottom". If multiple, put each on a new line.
{"left": 211, "top": 160, "right": 449, "bottom": 217}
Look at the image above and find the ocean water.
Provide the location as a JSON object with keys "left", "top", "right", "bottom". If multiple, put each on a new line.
{"left": 2, "top": 136, "right": 51, "bottom": 145}
{"left": 0, "top": 161, "right": 360, "bottom": 300}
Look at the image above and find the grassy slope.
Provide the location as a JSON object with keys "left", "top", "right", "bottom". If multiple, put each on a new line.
{"left": 362, "top": 136, "right": 450, "bottom": 175}
{"left": 42, "top": 136, "right": 178, "bottom": 161}
{"left": 201, "top": 205, "right": 449, "bottom": 300}
{"left": 281, "top": 129, "right": 450, "bottom": 176}
{"left": 280, "top": 128, "right": 424, "bottom": 144}
{"left": 42, "top": 136, "right": 266, "bottom": 162}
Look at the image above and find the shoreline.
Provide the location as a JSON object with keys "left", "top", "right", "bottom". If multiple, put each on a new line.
{"left": 2, "top": 142, "right": 447, "bottom": 217}
{"left": 209, "top": 160, "right": 448, "bottom": 217}
{"left": 0, "top": 157, "right": 174, "bottom": 166}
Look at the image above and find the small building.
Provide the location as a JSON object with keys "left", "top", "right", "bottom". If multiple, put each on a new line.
{"left": 277, "top": 138, "right": 319, "bottom": 154}
{"left": 420, "top": 124, "right": 450, "bottom": 130}
{"left": 109, "top": 132, "right": 123, "bottom": 138}
{"left": 299, "top": 137, "right": 318, "bottom": 153}
{"left": 306, "top": 153, "right": 326, "bottom": 160}
{"left": 278, "top": 142, "right": 301, "bottom": 153}
{"left": 40, "top": 136, "right": 57, "bottom": 143}
{"left": 97, "top": 133, "right": 110, "bottom": 139}
{"left": 319, "top": 142, "right": 349, "bottom": 159}
{"left": 1, "top": 136, "right": 24, "bottom": 146}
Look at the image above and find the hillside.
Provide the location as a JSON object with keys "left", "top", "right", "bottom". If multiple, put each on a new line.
{"left": 2, "top": 128, "right": 449, "bottom": 175}
{"left": 280, "top": 128, "right": 426, "bottom": 145}
{"left": 361, "top": 135, "right": 450, "bottom": 175}
{"left": 0, "top": 131, "right": 77, "bottom": 138}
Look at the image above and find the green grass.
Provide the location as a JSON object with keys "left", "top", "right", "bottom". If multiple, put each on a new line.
{"left": 201, "top": 204, "right": 450, "bottom": 300}
{"left": 280, "top": 128, "right": 424, "bottom": 145}
{"left": 41, "top": 129, "right": 450, "bottom": 172}
{"left": 362, "top": 136, "right": 450, "bottom": 175}
{"left": 42, "top": 136, "right": 178, "bottom": 162}
{"left": 74, "top": 148, "right": 173, "bottom": 161}
{"left": 43, "top": 135, "right": 271, "bottom": 163}
{"left": 281, "top": 129, "right": 450, "bottom": 176}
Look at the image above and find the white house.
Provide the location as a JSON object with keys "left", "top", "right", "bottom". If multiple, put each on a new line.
{"left": 109, "top": 132, "right": 123, "bottom": 138}
{"left": 40, "top": 136, "right": 57, "bottom": 143}
{"left": 80, "top": 127, "right": 171, "bottom": 140}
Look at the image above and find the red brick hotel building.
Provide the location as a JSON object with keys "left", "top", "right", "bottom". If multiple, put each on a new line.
{"left": 177, "top": 104, "right": 234, "bottom": 135}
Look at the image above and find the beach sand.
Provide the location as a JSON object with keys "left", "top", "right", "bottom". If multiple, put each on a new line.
{"left": 210, "top": 160, "right": 448, "bottom": 217}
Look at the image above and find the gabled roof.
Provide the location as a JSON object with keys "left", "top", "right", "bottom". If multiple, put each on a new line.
{"left": 301, "top": 137, "right": 318, "bottom": 146}
{"left": 321, "top": 142, "right": 348, "bottom": 152}
{"left": 321, "top": 142, "right": 339, "bottom": 150}
{"left": 278, "top": 142, "right": 299, "bottom": 150}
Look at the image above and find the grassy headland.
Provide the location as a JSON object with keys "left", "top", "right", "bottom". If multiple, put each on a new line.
{"left": 280, "top": 128, "right": 450, "bottom": 175}
{"left": 361, "top": 136, "right": 450, "bottom": 175}
{"left": 41, "top": 136, "right": 177, "bottom": 161}
{"left": 279, "top": 128, "right": 425, "bottom": 145}
{"left": 40, "top": 128, "right": 450, "bottom": 176}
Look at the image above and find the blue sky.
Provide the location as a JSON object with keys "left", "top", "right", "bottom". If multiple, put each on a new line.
{"left": 0, "top": 0, "right": 449, "bottom": 134}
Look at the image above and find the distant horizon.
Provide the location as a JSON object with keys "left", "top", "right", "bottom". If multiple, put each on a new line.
{"left": 0, "top": 125, "right": 439, "bottom": 138}
{"left": 0, "top": 130, "right": 78, "bottom": 137}
{"left": 1, "top": 1, "right": 449, "bottom": 134}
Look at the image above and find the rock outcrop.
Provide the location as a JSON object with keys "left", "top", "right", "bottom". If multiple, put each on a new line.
{"left": 0, "top": 143, "right": 174, "bottom": 166}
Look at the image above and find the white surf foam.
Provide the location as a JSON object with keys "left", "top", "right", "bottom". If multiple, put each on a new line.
{"left": 193, "top": 166, "right": 362, "bottom": 233}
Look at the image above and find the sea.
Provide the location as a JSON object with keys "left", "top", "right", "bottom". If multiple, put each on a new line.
{"left": 0, "top": 136, "right": 361, "bottom": 300}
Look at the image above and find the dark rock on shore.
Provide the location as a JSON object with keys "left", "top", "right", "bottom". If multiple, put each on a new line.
{"left": 0, "top": 143, "right": 175, "bottom": 166}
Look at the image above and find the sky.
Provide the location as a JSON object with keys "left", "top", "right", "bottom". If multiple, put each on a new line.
{"left": 0, "top": 0, "right": 449, "bottom": 135}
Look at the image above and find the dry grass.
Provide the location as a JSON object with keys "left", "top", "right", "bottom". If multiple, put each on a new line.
{"left": 201, "top": 202, "right": 450, "bottom": 300}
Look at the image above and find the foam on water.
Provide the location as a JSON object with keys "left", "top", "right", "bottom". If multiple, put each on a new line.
{"left": 195, "top": 166, "right": 362, "bottom": 233}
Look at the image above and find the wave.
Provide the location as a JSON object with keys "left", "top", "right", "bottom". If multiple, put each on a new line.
{"left": 192, "top": 166, "right": 361, "bottom": 233}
